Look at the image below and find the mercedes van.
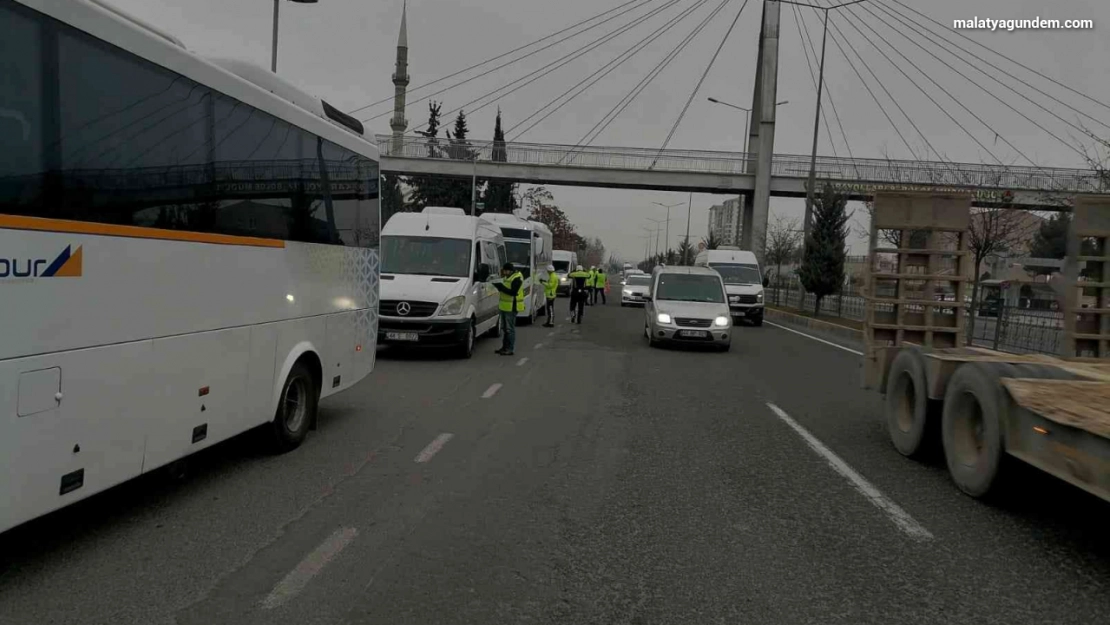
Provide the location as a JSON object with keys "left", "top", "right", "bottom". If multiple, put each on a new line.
{"left": 379, "top": 207, "right": 506, "bottom": 358}
{"left": 694, "top": 247, "right": 766, "bottom": 326}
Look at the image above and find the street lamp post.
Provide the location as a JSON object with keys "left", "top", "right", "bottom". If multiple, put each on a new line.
{"left": 707, "top": 96, "right": 789, "bottom": 247}
{"left": 645, "top": 218, "right": 665, "bottom": 259}
{"left": 778, "top": 0, "right": 868, "bottom": 242}
{"left": 653, "top": 201, "right": 684, "bottom": 258}
{"left": 272, "top": 0, "right": 319, "bottom": 73}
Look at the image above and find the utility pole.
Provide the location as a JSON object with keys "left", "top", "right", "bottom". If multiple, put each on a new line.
{"left": 684, "top": 192, "right": 692, "bottom": 263}
{"left": 804, "top": 8, "right": 829, "bottom": 241}
{"left": 779, "top": 0, "right": 869, "bottom": 244}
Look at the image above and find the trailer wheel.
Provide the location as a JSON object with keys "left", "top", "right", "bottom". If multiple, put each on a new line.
{"left": 941, "top": 362, "right": 1014, "bottom": 499}
{"left": 885, "top": 348, "right": 938, "bottom": 458}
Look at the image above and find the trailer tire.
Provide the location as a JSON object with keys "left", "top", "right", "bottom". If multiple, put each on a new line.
{"left": 885, "top": 348, "right": 938, "bottom": 459}
{"left": 941, "top": 362, "right": 1015, "bottom": 499}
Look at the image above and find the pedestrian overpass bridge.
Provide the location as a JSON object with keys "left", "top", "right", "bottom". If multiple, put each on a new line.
{"left": 377, "top": 135, "right": 1102, "bottom": 209}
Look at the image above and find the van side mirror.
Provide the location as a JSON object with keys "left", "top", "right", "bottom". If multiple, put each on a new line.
{"left": 475, "top": 265, "right": 490, "bottom": 282}
{"left": 763, "top": 276, "right": 770, "bottom": 288}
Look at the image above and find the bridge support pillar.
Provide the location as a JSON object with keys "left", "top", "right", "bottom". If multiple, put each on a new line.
{"left": 744, "top": 0, "right": 781, "bottom": 264}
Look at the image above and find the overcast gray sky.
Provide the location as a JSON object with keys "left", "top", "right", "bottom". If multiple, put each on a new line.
{"left": 106, "top": 0, "right": 1108, "bottom": 261}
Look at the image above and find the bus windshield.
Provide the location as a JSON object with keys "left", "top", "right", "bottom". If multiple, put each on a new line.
{"left": 506, "top": 241, "right": 532, "bottom": 277}
{"left": 710, "top": 263, "right": 761, "bottom": 285}
{"left": 381, "top": 236, "right": 472, "bottom": 278}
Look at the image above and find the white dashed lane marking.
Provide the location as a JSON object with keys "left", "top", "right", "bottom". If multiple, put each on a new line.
{"left": 481, "top": 383, "right": 503, "bottom": 399}
{"left": 414, "top": 433, "right": 454, "bottom": 463}
{"left": 261, "top": 527, "right": 359, "bottom": 609}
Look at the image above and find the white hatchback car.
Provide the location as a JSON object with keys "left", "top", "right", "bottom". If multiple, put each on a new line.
{"left": 620, "top": 273, "right": 652, "bottom": 306}
{"left": 643, "top": 266, "right": 732, "bottom": 351}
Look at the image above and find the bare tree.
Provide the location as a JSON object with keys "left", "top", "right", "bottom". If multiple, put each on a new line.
{"left": 764, "top": 215, "right": 801, "bottom": 287}
{"left": 965, "top": 206, "right": 1041, "bottom": 343}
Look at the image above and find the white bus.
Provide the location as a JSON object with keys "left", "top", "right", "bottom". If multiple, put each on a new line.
{"left": 0, "top": 0, "right": 381, "bottom": 533}
{"left": 480, "top": 212, "right": 549, "bottom": 324}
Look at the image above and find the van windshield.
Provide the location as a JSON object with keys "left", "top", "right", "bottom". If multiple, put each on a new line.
{"left": 710, "top": 263, "right": 761, "bottom": 285}
{"left": 381, "top": 236, "right": 472, "bottom": 278}
{"left": 655, "top": 274, "right": 725, "bottom": 303}
{"left": 552, "top": 260, "right": 570, "bottom": 273}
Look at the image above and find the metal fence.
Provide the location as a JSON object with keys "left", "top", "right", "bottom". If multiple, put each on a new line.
{"left": 767, "top": 280, "right": 1064, "bottom": 356}
{"left": 377, "top": 134, "right": 1103, "bottom": 193}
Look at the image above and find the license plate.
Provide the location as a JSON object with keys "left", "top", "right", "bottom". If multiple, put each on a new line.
{"left": 678, "top": 330, "right": 708, "bottom": 338}
{"left": 386, "top": 331, "right": 419, "bottom": 342}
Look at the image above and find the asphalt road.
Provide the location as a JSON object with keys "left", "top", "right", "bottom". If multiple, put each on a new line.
{"left": 2, "top": 300, "right": 1108, "bottom": 625}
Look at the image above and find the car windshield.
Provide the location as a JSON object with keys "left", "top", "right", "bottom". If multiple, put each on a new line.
{"left": 626, "top": 275, "right": 650, "bottom": 286}
{"left": 552, "top": 260, "right": 570, "bottom": 273}
{"left": 506, "top": 241, "right": 532, "bottom": 277}
{"left": 381, "top": 235, "right": 471, "bottom": 278}
{"left": 655, "top": 273, "right": 726, "bottom": 303}
{"left": 710, "top": 263, "right": 762, "bottom": 285}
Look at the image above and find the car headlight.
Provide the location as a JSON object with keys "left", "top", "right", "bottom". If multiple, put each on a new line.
{"left": 714, "top": 316, "right": 730, "bottom": 327}
{"left": 657, "top": 313, "right": 672, "bottom": 324}
{"left": 756, "top": 292, "right": 764, "bottom": 302}
{"left": 560, "top": 277, "right": 568, "bottom": 283}
{"left": 438, "top": 295, "right": 466, "bottom": 316}
{"left": 623, "top": 289, "right": 633, "bottom": 296}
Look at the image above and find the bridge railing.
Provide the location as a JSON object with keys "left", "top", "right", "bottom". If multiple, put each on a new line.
{"left": 377, "top": 134, "right": 1104, "bottom": 194}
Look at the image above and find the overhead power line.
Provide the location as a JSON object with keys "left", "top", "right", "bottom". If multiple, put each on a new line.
{"left": 875, "top": 0, "right": 1110, "bottom": 135}
{"left": 884, "top": 0, "right": 1110, "bottom": 121}
{"left": 509, "top": 0, "right": 715, "bottom": 140}
{"left": 654, "top": 0, "right": 751, "bottom": 157}
{"left": 859, "top": 1, "right": 1088, "bottom": 161}
{"left": 569, "top": 0, "right": 730, "bottom": 158}
{"left": 348, "top": 0, "right": 651, "bottom": 115}
{"left": 844, "top": 3, "right": 1065, "bottom": 175}
{"left": 403, "top": 0, "right": 684, "bottom": 132}
{"left": 358, "top": 0, "right": 660, "bottom": 122}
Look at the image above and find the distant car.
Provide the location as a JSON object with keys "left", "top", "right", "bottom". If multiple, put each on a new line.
{"left": 620, "top": 273, "right": 651, "bottom": 306}
{"left": 643, "top": 266, "right": 731, "bottom": 351}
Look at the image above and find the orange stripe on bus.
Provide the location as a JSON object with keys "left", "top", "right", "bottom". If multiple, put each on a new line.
{"left": 0, "top": 215, "right": 286, "bottom": 248}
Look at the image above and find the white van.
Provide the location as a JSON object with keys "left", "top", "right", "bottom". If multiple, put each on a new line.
{"left": 480, "top": 213, "right": 548, "bottom": 323}
{"left": 551, "top": 250, "right": 578, "bottom": 297}
{"left": 693, "top": 247, "right": 766, "bottom": 326}
{"left": 379, "top": 207, "right": 505, "bottom": 357}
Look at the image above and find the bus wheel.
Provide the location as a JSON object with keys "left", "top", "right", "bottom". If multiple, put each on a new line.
{"left": 270, "top": 361, "right": 318, "bottom": 453}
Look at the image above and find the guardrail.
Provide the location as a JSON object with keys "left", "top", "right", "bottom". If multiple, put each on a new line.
{"left": 378, "top": 134, "right": 1104, "bottom": 194}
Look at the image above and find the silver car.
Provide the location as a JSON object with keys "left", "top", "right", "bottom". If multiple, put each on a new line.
{"left": 643, "top": 266, "right": 732, "bottom": 351}
{"left": 620, "top": 273, "right": 651, "bottom": 306}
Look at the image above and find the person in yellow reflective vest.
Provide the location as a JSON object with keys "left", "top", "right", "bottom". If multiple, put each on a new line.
{"left": 568, "top": 265, "right": 590, "bottom": 324}
{"left": 493, "top": 262, "right": 524, "bottom": 356}
{"left": 594, "top": 267, "right": 608, "bottom": 305}
{"left": 586, "top": 266, "right": 597, "bottom": 306}
{"left": 543, "top": 264, "right": 559, "bottom": 328}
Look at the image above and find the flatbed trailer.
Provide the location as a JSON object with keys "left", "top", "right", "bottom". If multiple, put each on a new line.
{"left": 861, "top": 193, "right": 1110, "bottom": 501}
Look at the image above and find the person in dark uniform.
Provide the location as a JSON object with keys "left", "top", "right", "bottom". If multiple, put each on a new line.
{"left": 568, "top": 265, "right": 590, "bottom": 324}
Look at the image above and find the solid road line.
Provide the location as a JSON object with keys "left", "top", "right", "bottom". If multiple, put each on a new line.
{"left": 481, "top": 383, "right": 503, "bottom": 399}
{"left": 261, "top": 527, "right": 359, "bottom": 609}
{"left": 414, "top": 433, "right": 454, "bottom": 463}
{"left": 765, "top": 320, "right": 863, "bottom": 356}
{"left": 516, "top": 357, "right": 529, "bottom": 367}
{"left": 766, "top": 402, "right": 934, "bottom": 542}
